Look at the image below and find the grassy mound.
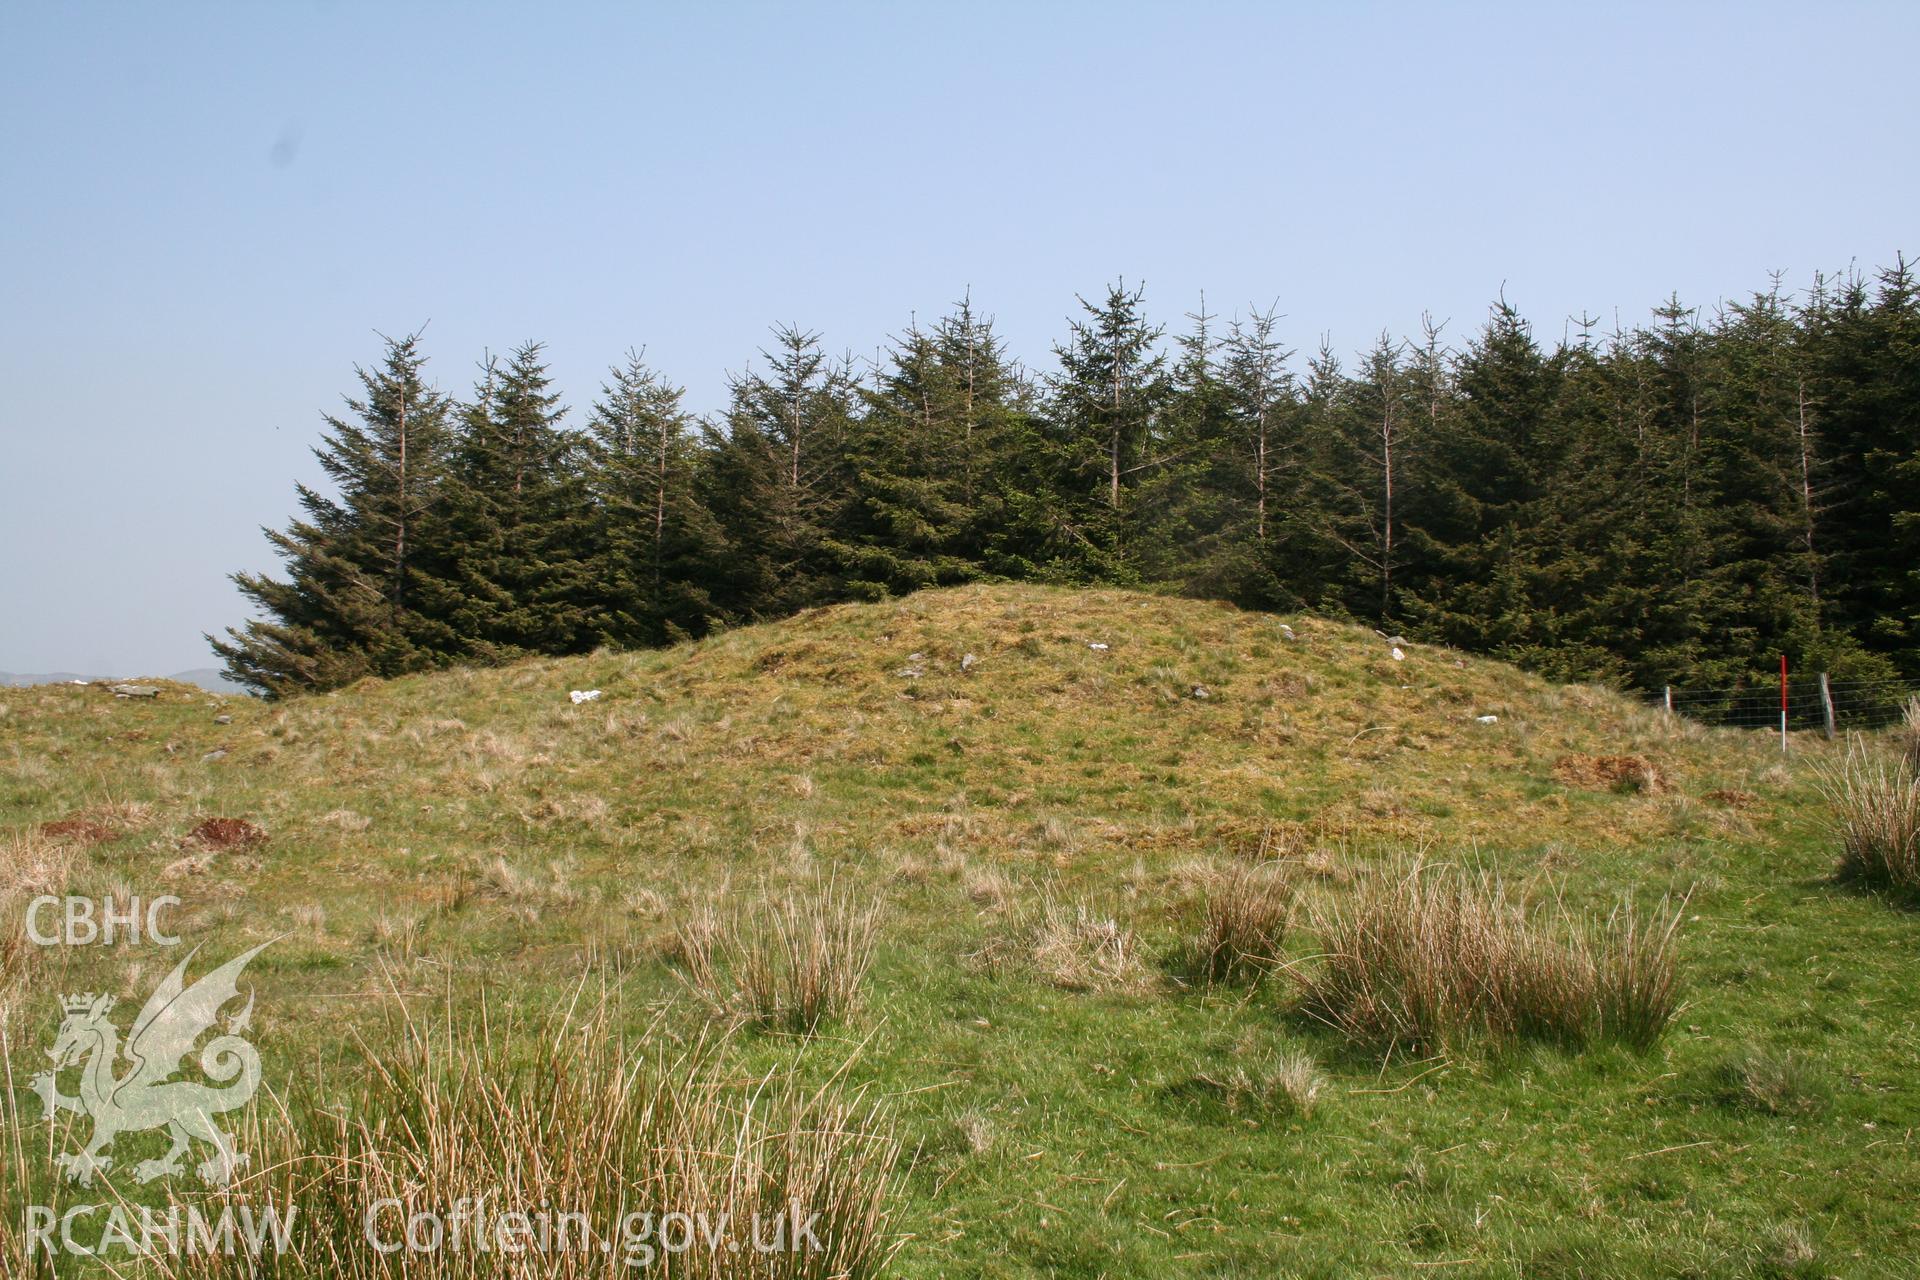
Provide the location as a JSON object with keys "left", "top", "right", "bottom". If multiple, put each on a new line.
{"left": 3, "top": 584, "right": 1915, "bottom": 1276}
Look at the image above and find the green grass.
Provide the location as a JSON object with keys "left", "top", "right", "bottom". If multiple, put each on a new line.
{"left": 2, "top": 583, "right": 1917, "bottom": 1276}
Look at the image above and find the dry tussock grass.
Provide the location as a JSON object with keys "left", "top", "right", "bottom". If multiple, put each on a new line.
{"left": 1713, "top": 1044, "right": 1831, "bottom": 1117}
{"left": 160, "top": 1000, "right": 904, "bottom": 1278}
{"left": 1193, "top": 1047, "right": 1325, "bottom": 1119}
{"left": 0, "top": 828, "right": 76, "bottom": 902}
{"left": 962, "top": 864, "right": 1015, "bottom": 912}
{"left": 367, "top": 911, "right": 424, "bottom": 959}
{"left": 1030, "top": 901, "right": 1142, "bottom": 990}
{"left": 1300, "top": 859, "right": 1683, "bottom": 1053}
{"left": 675, "top": 877, "right": 882, "bottom": 1034}
{"left": 0, "top": 830, "right": 77, "bottom": 1011}
{"left": 81, "top": 798, "right": 154, "bottom": 829}
{"left": 1901, "top": 696, "right": 1920, "bottom": 774}
{"left": 319, "top": 807, "right": 373, "bottom": 832}
{"left": 972, "top": 894, "right": 1150, "bottom": 993}
{"left": 38, "top": 818, "right": 116, "bottom": 844}
{"left": 529, "top": 792, "right": 612, "bottom": 826}
{"left": 1820, "top": 738, "right": 1920, "bottom": 891}
{"left": 482, "top": 854, "right": 588, "bottom": 912}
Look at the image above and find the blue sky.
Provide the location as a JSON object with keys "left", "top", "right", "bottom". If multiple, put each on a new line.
{"left": 2, "top": 2, "right": 1915, "bottom": 675}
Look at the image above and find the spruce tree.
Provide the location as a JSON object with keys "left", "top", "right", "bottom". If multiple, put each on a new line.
{"left": 833, "top": 320, "right": 970, "bottom": 596}
{"left": 1805, "top": 259, "right": 1920, "bottom": 676}
{"left": 927, "top": 299, "right": 1056, "bottom": 582}
{"left": 1401, "top": 299, "right": 1556, "bottom": 652}
{"left": 581, "top": 350, "right": 722, "bottom": 646}
{"left": 212, "top": 259, "right": 1920, "bottom": 697}
{"left": 210, "top": 332, "right": 458, "bottom": 695}
{"left": 1300, "top": 333, "right": 1417, "bottom": 623}
{"left": 1046, "top": 280, "right": 1169, "bottom": 577}
{"left": 436, "top": 341, "right": 590, "bottom": 658}
{"left": 703, "top": 325, "right": 859, "bottom": 618}
{"left": 1223, "top": 303, "right": 1298, "bottom": 557}
{"left": 1135, "top": 297, "right": 1238, "bottom": 594}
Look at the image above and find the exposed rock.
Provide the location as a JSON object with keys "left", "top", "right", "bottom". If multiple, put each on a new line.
{"left": 1475, "top": 714, "right": 1499, "bottom": 724}
{"left": 111, "top": 684, "right": 159, "bottom": 699}
{"left": 202, "top": 748, "right": 228, "bottom": 762}
{"left": 1390, "top": 647, "right": 1405, "bottom": 662}
{"left": 1277, "top": 623, "right": 1296, "bottom": 640}
{"left": 1190, "top": 685, "right": 1211, "bottom": 700}
{"left": 568, "top": 689, "right": 602, "bottom": 704}
{"left": 961, "top": 653, "right": 979, "bottom": 673}
{"left": 1088, "top": 642, "right": 1109, "bottom": 652}
{"left": 214, "top": 714, "right": 233, "bottom": 725}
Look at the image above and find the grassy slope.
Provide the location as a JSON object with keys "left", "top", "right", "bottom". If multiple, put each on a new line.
{"left": 3, "top": 583, "right": 1916, "bottom": 1277}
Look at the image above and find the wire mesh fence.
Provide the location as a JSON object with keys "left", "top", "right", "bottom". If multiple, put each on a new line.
{"left": 1648, "top": 678, "right": 1918, "bottom": 734}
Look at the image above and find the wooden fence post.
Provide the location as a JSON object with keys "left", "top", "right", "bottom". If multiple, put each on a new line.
{"left": 1664, "top": 686, "right": 1674, "bottom": 716}
{"left": 1819, "top": 672, "right": 1836, "bottom": 740}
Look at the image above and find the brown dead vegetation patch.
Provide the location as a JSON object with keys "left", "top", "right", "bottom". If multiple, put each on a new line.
{"left": 1553, "top": 753, "right": 1666, "bottom": 794}
{"left": 1704, "top": 788, "right": 1759, "bottom": 808}
{"left": 40, "top": 818, "right": 117, "bottom": 844}
{"left": 187, "top": 817, "right": 268, "bottom": 850}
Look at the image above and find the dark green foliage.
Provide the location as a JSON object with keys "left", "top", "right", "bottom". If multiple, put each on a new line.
{"left": 700, "top": 325, "right": 861, "bottom": 618}
{"left": 433, "top": 341, "right": 593, "bottom": 660}
{"left": 836, "top": 298, "right": 1035, "bottom": 595}
{"left": 221, "top": 262, "right": 1920, "bottom": 696}
{"left": 581, "top": 351, "right": 722, "bottom": 647}
{"left": 211, "top": 333, "right": 460, "bottom": 696}
{"left": 1043, "top": 280, "right": 1170, "bottom": 579}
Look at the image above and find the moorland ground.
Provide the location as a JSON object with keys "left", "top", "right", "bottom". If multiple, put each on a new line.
{"left": 3, "top": 584, "right": 1915, "bottom": 1277}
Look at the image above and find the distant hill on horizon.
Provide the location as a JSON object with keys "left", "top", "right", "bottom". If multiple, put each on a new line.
{"left": 0, "top": 666, "right": 249, "bottom": 695}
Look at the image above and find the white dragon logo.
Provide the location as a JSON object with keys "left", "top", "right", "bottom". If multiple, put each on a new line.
{"left": 29, "top": 941, "right": 271, "bottom": 1187}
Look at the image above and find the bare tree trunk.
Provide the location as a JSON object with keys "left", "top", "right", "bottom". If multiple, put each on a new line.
{"left": 654, "top": 414, "right": 668, "bottom": 593}
{"left": 393, "top": 387, "right": 408, "bottom": 620}
{"left": 790, "top": 391, "right": 802, "bottom": 488}
{"left": 963, "top": 327, "right": 976, "bottom": 504}
{"left": 1796, "top": 377, "right": 1821, "bottom": 616}
{"left": 1381, "top": 389, "right": 1395, "bottom": 617}
{"left": 1255, "top": 405, "right": 1267, "bottom": 545}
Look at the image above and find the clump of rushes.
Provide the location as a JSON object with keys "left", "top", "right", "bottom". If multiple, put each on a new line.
{"left": 1192, "top": 862, "right": 1298, "bottom": 985}
{"left": 1300, "top": 859, "right": 1683, "bottom": 1054}
{"left": 188, "top": 998, "right": 902, "bottom": 1280}
{"left": 676, "top": 875, "right": 883, "bottom": 1034}
{"left": 1820, "top": 738, "right": 1920, "bottom": 892}
{"left": 1587, "top": 895, "right": 1686, "bottom": 1049}
{"left": 1901, "top": 696, "right": 1920, "bottom": 774}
